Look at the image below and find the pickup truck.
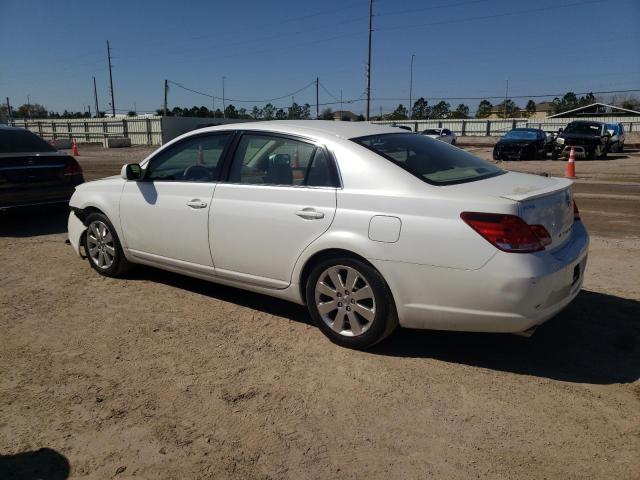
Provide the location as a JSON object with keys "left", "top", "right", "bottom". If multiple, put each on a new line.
{"left": 552, "top": 121, "right": 611, "bottom": 160}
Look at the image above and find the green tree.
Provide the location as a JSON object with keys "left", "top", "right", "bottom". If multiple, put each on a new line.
{"left": 429, "top": 101, "right": 451, "bottom": 119}
{"left": 301, "top": 103, "right": 311, "bottom": 120}
{"left": 388, "top": 104, "right": 408, "bottom": 120}
{"left": 411, "top": 97, "right": 430, "bottom": 119}
{"left": 250, "top": 106, "right": 263, "bottom": 119}
{"left": 287, "top": 102, "right": 303, "bottom": 119}
{"left": 495, "top": 99, "right": 519, "bottom": 118}
{"left": 275, "top": 108, "right": 286, "bottom": 119}
{"left": 450, "top": 103, "right": 469, "bottom": 119}
{"left": 319, "top": 107, "right": 333, "bottom": 120}
{"left": 263, "top": 103, "right": 276, "bottom": 120}
{"left": 476, "top": 100, "right": 493, "bottom": 118}
{"left": 224, "top": 104, "right": 238, "bottom": 119}
{"left": 525, "top": 100, "right": 536, "bottom": 116}
{"left": 127, "top": 111, "right": 137, "bottom": 117}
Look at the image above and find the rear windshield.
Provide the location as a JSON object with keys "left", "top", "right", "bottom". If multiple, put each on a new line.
{"left": 504, "top": 130, "right": 538, "bottom": 140}
{"left": 0, "top": 129, "right": 56, "bottom": 153}
{"left": 423, "top": 129, "right": 440, "bottom": 135}
{"left": 353, "top": 133, "right": 504, "bottom": 185}
{"left": 564, "top": 123, "right": 602, "bottom": 135}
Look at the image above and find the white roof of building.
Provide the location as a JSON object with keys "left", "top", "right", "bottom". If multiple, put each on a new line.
{"left": 548, "top": 102, "right": 640, "bottom": 118}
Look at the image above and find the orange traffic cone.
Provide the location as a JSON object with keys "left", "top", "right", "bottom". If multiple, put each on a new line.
{"left": 565, "top": 146, "right": 576, "bottom": 179}
{"left": 72, "top": 140, "right": 79, "bottom": 156}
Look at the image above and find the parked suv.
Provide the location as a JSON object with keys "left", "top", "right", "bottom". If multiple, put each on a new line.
{"left": 606, "top": 123, "right": 625, "bottom": 152}
{"left": 552, "top": 121, "right": 611, "bottom": 160}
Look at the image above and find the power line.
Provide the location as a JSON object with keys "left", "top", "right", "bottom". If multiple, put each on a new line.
{"left": 376, "top": 0, "right": 605, "bottom": 32}
{"left": 167, "top": 79, "right": 317, "bottom": 104}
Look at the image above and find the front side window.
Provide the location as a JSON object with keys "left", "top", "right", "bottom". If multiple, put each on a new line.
{"left": 353, "top": 133, "right": 504, "bottom": 186}
{"left": 228, "top": 134, "right": 336, "bottom": 187}
{"left": 146, "top": 133, "right": 232, "bottom": 182}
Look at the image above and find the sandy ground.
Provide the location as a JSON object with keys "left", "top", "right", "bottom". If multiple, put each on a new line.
{"left": 1, "top": 144, "right": 639, "bottom": 479}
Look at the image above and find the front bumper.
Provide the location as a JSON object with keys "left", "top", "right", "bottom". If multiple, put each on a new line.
{"left": 372, "top": 221, "right": 589, "bottom": 334}
{"left": 68, "top": 210, "right": 87, "bottom": 258}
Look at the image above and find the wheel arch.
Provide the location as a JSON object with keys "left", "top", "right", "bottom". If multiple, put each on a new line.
{"left": 297, "top": 248, "right": 394, "bottom": 308}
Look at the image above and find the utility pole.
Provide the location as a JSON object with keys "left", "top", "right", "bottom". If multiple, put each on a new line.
{"left": 26, "top": 94, "right": 31, "bottom": 119}
{"left": 107, "top": 40, "right": 116, "bottom": 117}
{"left": 503, "top": 79, "right": 509, "bottom": 119}
{"left": 222, "top": 76, "right": 226, "bottom": 119}
{"left": 409, "top": 53, "right": 415, "bottom": 119}
{"left": 340, "top": 89, "right": 343, "bottom": 116}
{"left": 366, "top": 0, "right": 373, "bottom": 120}
{"left": 93, "top": 76, "right": 100, "bottom": 117}
{"left": 6, "top": 97, "right": 12, "bottom": 122}
{"left": 163, "top": 79, "right": 168, "bottom": 116}
{"left": 316, "top": 77, "right": 319, "bottom": 119}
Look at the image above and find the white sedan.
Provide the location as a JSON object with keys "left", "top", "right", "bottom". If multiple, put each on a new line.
{"left": 68, "top": 121, "right": 588, "bottom": 349}
{"left": 422, "top": 127, "right": 457, "bottom": 145}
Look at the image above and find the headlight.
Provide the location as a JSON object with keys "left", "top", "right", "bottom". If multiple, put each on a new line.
{"left": 556, "top": 137, "right": 565, "bottom": 145}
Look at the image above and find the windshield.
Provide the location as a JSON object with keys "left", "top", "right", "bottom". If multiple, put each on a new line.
{"left": 353, "top": 133, "right": 504, "bottom": 185}
{"left": 0, "top": 129, "right": 56, "bottom": 153}
{"left": 564, "top": 123, "right": 602, "bottom": 135}
{"left": 503, "top": 130, "right": 538, "bottom": 140}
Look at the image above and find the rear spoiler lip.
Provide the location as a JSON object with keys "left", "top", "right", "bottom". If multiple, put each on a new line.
{"left": 499, "top": 177, "right": 573, "bottom": 202}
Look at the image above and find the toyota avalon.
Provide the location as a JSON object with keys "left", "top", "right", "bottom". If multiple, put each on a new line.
{"left": 67, "top": 121, "right": 588, "bottom": 349}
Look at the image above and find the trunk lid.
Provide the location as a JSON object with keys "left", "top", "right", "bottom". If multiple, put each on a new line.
{"left": 449, "top": 171, "right": 575, "bottom": 250}
{"left": 0, "top": 152, "right": 80, "bottom": 205}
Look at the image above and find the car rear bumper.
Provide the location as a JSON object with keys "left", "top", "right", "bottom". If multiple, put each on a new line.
{"left": 372, "top": 221, "right": 589, "bottom": 334}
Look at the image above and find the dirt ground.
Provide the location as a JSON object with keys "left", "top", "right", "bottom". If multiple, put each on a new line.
{"left": 1, "top": 144, "right": 639, "bottom": 479}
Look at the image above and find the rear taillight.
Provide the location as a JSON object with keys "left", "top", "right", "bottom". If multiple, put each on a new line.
{"left": 63, "top": 158, "right": 83, "bottom": 176}
{"left": 460, "top": 212, "right": 551, "bottom": 253}
{"left": 573, "top": 199, "right": 580, "bottom": 221}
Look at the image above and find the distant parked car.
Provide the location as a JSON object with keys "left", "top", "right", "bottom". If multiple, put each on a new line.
{"left": 552, "top": 121, "right": 611, "bottom": 160}
{"left": 0, "top": 126, "right": 84, "bottom": 211}
{"left": 67, "top": 121, "right": 588, "bottom": 348}
{"left": 606, "top": 123, "right": 625, "bottom": 152}
{"left": 493, "top": 128, "right": 552, "bottom": 161}
{"left": 422, "top": 128, "right": 457, "bottom": 145}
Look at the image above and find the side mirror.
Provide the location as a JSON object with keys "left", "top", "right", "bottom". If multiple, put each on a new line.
{"left": 558, "top": 128, "right": 564, "bottom": 133}
{"left": 121, "top": 163, "right": 142, "bottom": 180}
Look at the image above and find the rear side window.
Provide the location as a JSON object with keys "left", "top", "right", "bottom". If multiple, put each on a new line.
{"left": 227, "top": 134, "right": 336, "bottom": 187}
{"left": 0, "top": 129, "right": 56, "bottom": 153}
{"left": 353, "top": 133, "right": 504, "bottom": 186}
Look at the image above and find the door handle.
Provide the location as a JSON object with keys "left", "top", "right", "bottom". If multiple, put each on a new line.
{"left": 186, "top": 199, "right": 207, "bottom": 209}
{"left": 296, "top": 208, "right": 324, "bottom": 220}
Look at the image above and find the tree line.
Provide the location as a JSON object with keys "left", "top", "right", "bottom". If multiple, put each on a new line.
{"left": 2, "top": 92, "right": 637, "bottom": 121}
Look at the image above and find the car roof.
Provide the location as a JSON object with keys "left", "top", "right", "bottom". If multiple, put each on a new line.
{"left": 190, "top": 120, "right": 403, "bottom": 141}
{"left": 0, "top": 125, "right": 24, "bottom": 131}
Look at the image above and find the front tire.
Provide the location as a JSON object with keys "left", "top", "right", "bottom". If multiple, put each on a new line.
{"left": 306, "top": 257, "right": 397, "bottom": 349}
{"left": 84, "top": 212, "right": 132, "bottom": 277}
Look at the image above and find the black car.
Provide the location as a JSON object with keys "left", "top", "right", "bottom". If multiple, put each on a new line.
{"left": 0, "top": 126, "right": 84, "bottom": 211}
{"left": 552, "top": 121, "right": 611, "bottom": 160}
{"left": 493, "top": 128, "right": 551, "bottom": 161}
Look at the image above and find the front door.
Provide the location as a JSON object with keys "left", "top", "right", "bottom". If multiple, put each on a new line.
{"left": 120, "top": 132, "right": 233, "bottom": 266}
{"left": 210, "top": 132, "right": 338, "bottom": 288}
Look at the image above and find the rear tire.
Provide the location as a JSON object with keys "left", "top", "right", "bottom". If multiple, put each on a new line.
{"left": 84, "top": 212, "right": 133, "bottom": 277}
{"left": 306, "top": 257, "right": 397, "bottom": 349}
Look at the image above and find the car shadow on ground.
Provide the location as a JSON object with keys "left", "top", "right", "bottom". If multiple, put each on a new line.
{"left": 372, "top": 289, "right": 640, "bottom": 385}
{"left": 0, "top": 207, "right": 69, "bottom": 237}
{"left": 0, "top": 448, "right": 70, "bottom": 480}
{"left": 131, "top": 266, "right": 638, "bottom": 385}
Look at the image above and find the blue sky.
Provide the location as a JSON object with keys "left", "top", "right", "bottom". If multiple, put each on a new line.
{"left": 1, "top": 0, "right": 638, "bottom": 115}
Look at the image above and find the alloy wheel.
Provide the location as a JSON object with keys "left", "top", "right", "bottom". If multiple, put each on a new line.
{"left": 314, "top": 265, "right": 376, "bottom": 337}
{"left": 87, "top": 221, "right": 115, "bottom": 270}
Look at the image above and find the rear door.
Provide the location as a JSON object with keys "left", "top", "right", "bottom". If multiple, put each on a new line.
{"left": 210, "top": 132, "right": 338, "bottom": 288}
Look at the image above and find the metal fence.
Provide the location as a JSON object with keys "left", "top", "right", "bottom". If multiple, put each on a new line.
{"left": 8, "top": 117, "right": 163, "bottom": 145}
{"left": 371, "top": 116, "right": 638, "bottom": 136}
